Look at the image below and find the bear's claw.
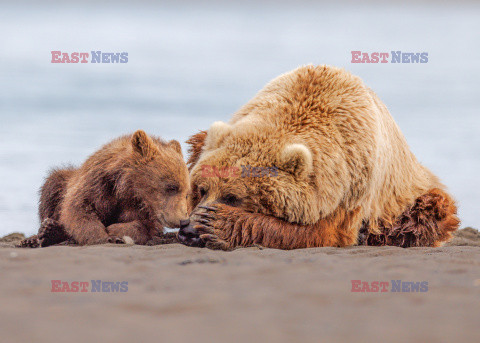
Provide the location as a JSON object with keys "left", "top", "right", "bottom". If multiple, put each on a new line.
{"left": 197, "top": 218, "right": 211, "bottom": 225}
{"left": 198, "top": 205, "right": 217, "bottom": 212}
{"left": 193, "top": 224, "right": 214, "bottom": 234}
{"left": 197, "top": 212, "right": 215, "bottom": 220}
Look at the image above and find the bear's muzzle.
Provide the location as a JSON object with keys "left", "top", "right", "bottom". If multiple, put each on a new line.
{"left": 177, "top": 219, "right": 205, "bottom": 247}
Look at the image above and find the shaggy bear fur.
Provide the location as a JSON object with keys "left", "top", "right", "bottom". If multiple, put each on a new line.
{"left": 179, "top": 65, "right": 459, "bottom": 250}
{"left": 19, "top": 130, "right": 189, "bottom": 247}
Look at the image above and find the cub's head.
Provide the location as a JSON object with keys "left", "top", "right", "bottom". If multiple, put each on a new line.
{"left": 125, "top": 130, "right": 190, "bottom": 228}
{"left": 179, "top": 121, "right": 319, "bottom": 247}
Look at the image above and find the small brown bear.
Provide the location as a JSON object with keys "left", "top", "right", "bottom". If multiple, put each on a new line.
{"left": 19, "top": 130, "right": 190, "bottom": 247}
{"left": 179, "top": 65, "right": 459, "bottom": 250}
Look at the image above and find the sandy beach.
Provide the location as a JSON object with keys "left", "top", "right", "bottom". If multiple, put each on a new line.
{"left": 0, "top": 228, "right": 479, "bottom": 343}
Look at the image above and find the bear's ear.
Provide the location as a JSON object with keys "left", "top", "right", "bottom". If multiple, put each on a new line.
{"left": 167, "top": 140, "right": 183, "bottom": 156}
{"left": 186, "top": 130, "right": 207, "bottom": 171}
{"left": 131, "top": 130, "right": 159, "bottom": 159}
{"left": 279, "top": 144, "right": 313, "bottom": 179}
{"left": 204, "top": 121, "right": 231, "bottom": 150}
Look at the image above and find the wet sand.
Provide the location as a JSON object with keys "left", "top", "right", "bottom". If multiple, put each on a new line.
{"left": 1, "top": 228, "right": 479, "bottom": 343}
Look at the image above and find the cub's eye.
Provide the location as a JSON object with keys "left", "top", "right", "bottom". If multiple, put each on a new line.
{"left": 199, "top": 187, "right": 207, "bottom": 198}
{"left": 221, "top": 194, "right": 241, "bottom": 207}
{"left": 165, "top": 184, "right": 179, "bottom": 195}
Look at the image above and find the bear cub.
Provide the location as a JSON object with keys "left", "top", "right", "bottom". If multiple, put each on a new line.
{"left": 20, "top": 130, "right": 190, "bottom": 247}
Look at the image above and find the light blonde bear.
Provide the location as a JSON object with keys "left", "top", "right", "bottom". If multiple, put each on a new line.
{"left": 180, "top": 65, "right": 459, "bottom": 250}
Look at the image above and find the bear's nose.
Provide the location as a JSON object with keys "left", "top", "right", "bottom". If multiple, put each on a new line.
{"left": 179, "top": 219, "right": 190, "bottom": 229}
{"left": 178, "top": 225, "right": 204, "bottom": 247}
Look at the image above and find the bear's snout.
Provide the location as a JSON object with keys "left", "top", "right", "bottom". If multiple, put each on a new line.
{"left": 179, "top": 219, "right": 190, "bottom": 228}
{"left": 178, "top": 224, "right": 204, "bottom": 247}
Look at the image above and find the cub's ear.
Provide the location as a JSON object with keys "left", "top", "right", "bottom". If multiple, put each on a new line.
{"left": 167, "top": 140, "right": 183, "bottom": 156}
{"left": 204, "top": 121, "right": 231, "bottom": 150}
{"left": 279, "top": 144, "right": 313, "bottom": 179}
{"left": 131, "top": 130, "right": 159, "bottom": 159}
{"left": 186, "top": 130, "right": 207, "bottom": 171}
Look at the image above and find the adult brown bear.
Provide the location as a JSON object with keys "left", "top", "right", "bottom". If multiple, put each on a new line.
{"left": 179, "top": 65, "right": 459, "bottom": 250}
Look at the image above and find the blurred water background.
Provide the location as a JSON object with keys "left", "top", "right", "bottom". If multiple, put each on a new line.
{"left": 0, "top": 1, "right": 479, "bottom": 236}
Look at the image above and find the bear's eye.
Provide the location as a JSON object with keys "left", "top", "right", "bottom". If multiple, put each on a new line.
{"left": 165, "top": 184, "right": 179, "bottom": 195}
{"left": 199, "top": 187, "right": 207, "bottom": 198}
{"left": 221, "top": 194, "right": 241, "bottom": 207}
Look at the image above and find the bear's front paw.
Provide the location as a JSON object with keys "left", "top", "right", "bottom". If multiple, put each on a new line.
{"left": 107, "top": 236, "right": 125, "bottom": 244}
{"left": 194, "top": 204, "right": 239, "bottom": 250}
{"left": 198, "top": 233, "right": 231, "bottom": 251}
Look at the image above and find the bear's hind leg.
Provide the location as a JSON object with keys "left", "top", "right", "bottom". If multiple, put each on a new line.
{"left": 363, "top": 188, "right": 460, "bottom": 247}
{"left": 38, "top": 218, "right": 74, "bottom": 247}
{"left": 17, "top": 218, "right": 74, "bottom": 248}
{"left": 39, "top": 167, "right": 76, "bottom": 222}
{"left": 421, "top": 188, "right": 460, "bottom": 246}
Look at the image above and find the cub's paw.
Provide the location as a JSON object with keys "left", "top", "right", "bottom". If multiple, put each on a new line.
{"left": 17, "top": 235, "right": 40, "bottom": 248}
{"left": 38, "top": 218, "right": 72, "bottom": 247}
{"left": 107, "top": 236, "right": 125, "bottom": 244}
